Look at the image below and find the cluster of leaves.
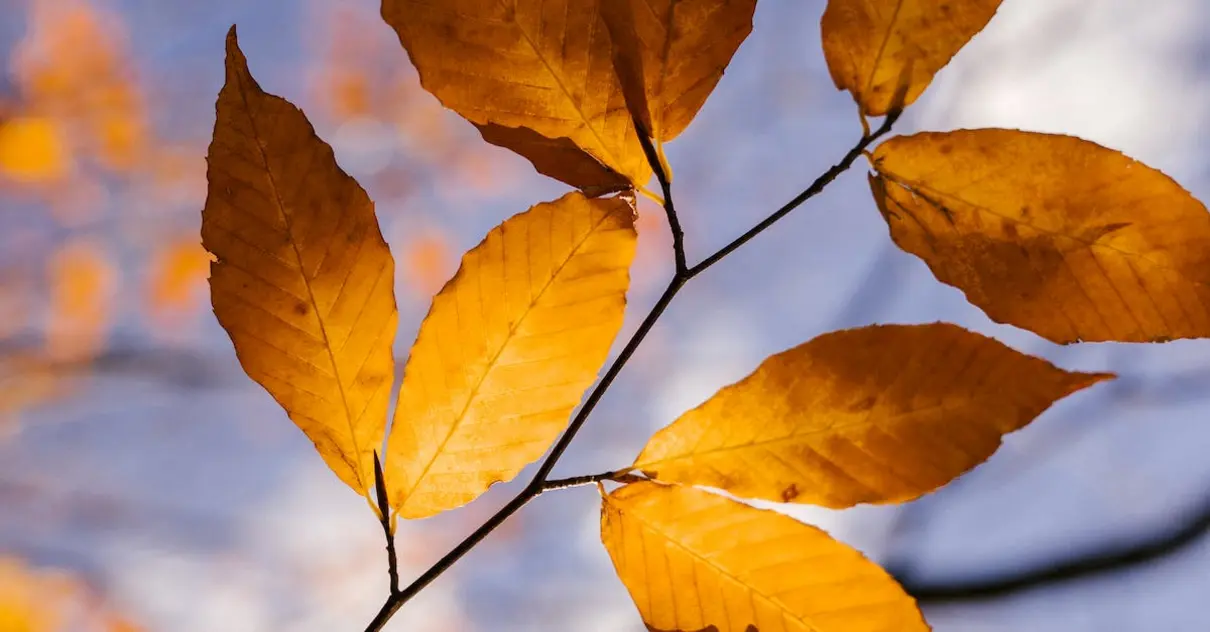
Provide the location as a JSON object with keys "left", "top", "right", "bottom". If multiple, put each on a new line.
{"left": 200, "top": 0, "right": 1210, "bottom": 630}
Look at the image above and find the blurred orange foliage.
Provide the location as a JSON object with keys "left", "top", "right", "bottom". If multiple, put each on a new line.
{"left": 10, "top": 0, "right": 148, "bottom": 175}
{"left": 0, "top": 557, "right": 140, "bottom": 632}
{"left": 45, "top": 238, "right": 115, "bottom": 361}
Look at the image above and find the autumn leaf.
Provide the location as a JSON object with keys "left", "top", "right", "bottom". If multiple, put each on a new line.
{"left": 821, "top": 0, "right": 1001, "bottom": 117}
{"left": 599, "top": 0, "right": 756, "bottom": 140}
{"left": 871, "top": 129, "right": 1210, "bottom": 344}
{"left": 602, "top": 482, "right": 930, "bottom": 632}
{"left": 201, "top": 27, "right": 398, "bottom": 496}
{"left": 632, "top": 323, "right": 1111, "bottom": 508}
{"left": 380, "top": 0, "right": 651, "bottom": 189}
{"left": 387, "top": 191, "right": 637, "bottom": 518}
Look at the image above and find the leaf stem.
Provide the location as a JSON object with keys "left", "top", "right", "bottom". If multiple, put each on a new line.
{"left": 363, "top": 113, "right": 899, "bottom": 632}
{"left": 634, "top": 114, "right": 688, "bottom": 276}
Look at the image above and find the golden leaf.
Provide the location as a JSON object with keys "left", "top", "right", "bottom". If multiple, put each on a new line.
{"left": 633, "top": 323, "right": 1111, "bottom": 508}
{"left": 821, "top": 0, "right": 1000, "bottom": 116}
{"left": 602, "top": 482, "right": 930, "bottom": 632}
{"left": 201, "top": 27, "right": 398, "bottom": 496}
{"left": 387, "top": 191, "right": 637, "bottom": 518}
{"left": 600, "top": 0, "right": 756, "bottom": 140}
{"left": 872, "top": 129, "right": 1210, "bottom": 344}
{"left": 380, "top": 0, "right": 651, "bottom": 189}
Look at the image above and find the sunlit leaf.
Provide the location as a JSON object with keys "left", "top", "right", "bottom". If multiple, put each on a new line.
{"left": 633, "top": 323, "right": 1111, "bottom": 508}
{"left": 600, "top": 0, "right": 756, "bottom": 140}
{"left": 0, "top": 117, "right": 67, "bottom": 182}
{"left": 872, "top": 129, "right": 1210, "bottom": 344}
{"left": 380, "top": 0, "right": 651, "bottom": 189}
{"left": 821, "top": 0, "right": 1000, "bottom": 117}
{"left": 602, "top": 482, "right": 930, "bottom": 632}
{"left": 387, "top": 191, "right": 637, "bottom": 518}
{"left": 201, "top": 27, "right": 398, "bottom": 496}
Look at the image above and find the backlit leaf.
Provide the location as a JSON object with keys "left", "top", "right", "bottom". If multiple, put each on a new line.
{"left": 387, "top": 191, "right": 637, "bottom": 518}
{"left": 821, "top": 0, "right": 1000, "bottom": 117}
{"left": 380, "top": 0, "right": 651, "bottom": 189}
{"left": 202, "top": 27, "right": 398, "bottom": 496}
{"left": 872, "top": 129, "right": 1210, "bottom": 344}
{"left": 633, "top": 323, "right": 1111, "bottom": 508}
{"left": 602, "top": 482, "right": 930, "bottom": 632}
{"left": 600, "top": 0, "right": 756, "bottom": 140}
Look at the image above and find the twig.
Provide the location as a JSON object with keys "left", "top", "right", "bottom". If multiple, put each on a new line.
{"left": 891, "top": 487, "right": 1210, "bottom": 604}
{"left": 634, "top": 115, "right": 687, "bottom": 275}
{"left": 363, "top": 113, "right": 899, "bottom": 632}
{"left": 372, "top": 453, "right": 398, "bottom": 595}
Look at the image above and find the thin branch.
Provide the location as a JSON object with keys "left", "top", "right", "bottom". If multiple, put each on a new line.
{"left": 634, "top": 115, "right": 687, "bottom": 275}
{"left": 541, "top": 471, "right": 619, "bottom": 491}
{"left": 687, "top": 110, "right": 900, "bottom": 279}
{"left": 364, "top": 115, "right": 899, "bottom": 632}
{"left": 892, "top": 487, "right": 1210, "bottom": 604}
{"left": 372, "top": 454, "right": 399, "bottom": 595}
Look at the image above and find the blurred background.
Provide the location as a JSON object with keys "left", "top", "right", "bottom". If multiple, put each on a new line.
{"left": 2, "top": 0, "right": 1209, "bottom": 630}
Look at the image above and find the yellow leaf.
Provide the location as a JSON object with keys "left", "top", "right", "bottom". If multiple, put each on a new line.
{"left": 387, "top": 191, "right": 637, "bottom": 518}
{"left": 201, "top": 27, "right": 398, "bottom": 496}
{"left": 600, "top": 0, "right": 756, "bottom": 140}
{"left": 821, "top": 0, "right": 1000, "bottom": 117}
{"left": 0, "top": 117, "right": 67, "bottom": 182}
{"left": 380, "top": 0, "right": 652, "bottom": 189}
{"left": 602, "top": 482, "right": 930, "bottom": 632}
{"left": 633, "top": 323, "right": 1111, "bottom": 508}
{"left": 872, "top": 129, "right": 1210, "bottom": 344}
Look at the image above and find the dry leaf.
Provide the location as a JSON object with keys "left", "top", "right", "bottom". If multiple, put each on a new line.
{"left": 633, "top": 323, "right": 1111, "bottom": 508}
{"left": 380, "top": 0, "right": 651, "bottom": 189}
{"left": 821, "top": 0, "right": 1000, "bottom": 116}
{"left": 202, "top": 27, "right": 398, "bottom": 496}
{"left": 600, "top": 0, "right": 756, "bottom": 140}
{"left": 387, "top": 191, "right": 637, "bottom": 518}
{"left": 602, "top": 482, "right": 930, "bottom": 632}
{"left": 872, "top": 129, "right": 1210, "bottom": 344}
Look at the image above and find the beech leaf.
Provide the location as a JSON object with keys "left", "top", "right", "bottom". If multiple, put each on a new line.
{"left": 633, "top": 323, "right": 1112, "bottom": 508}
{"left": 602, "top": 482, "right": 931, "bottom": 632}
{"left": 201, "top": 27, "right": 398, "bottom": 496}
{"left": 381, "top": 0, "right": 652, "bottom": 189}
{"left": 600, "top": 0, "right": 756, "bottom": 140}
{"left": 821, "top": 0, "right": 1001, "bottom": 117}
{"left": 872, "top": 129, "right": 1210, "bottom": 344}
{"left": 387, "top": 191, "right": 638, "bottom": 518}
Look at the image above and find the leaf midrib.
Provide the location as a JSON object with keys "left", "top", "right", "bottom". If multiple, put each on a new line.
{"left": 398, "top": 207, "right": 620, "bottom": 510}
{"left": 232, "top": 67, "right": 365, "bottom": 489}
{"left": 612, "top": 496, "right": 825, "bottom": 632}
{"left": 502, "top": 0, "right": 624, "bottom": 173}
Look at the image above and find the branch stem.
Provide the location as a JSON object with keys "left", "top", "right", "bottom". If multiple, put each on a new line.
{"left": 364, "top": 114, "right": 898, "bottom": 632}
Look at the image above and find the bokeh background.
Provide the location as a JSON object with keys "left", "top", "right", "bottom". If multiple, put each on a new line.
{"left": 3, "top": 0, "right": 1210, "bottom": 630}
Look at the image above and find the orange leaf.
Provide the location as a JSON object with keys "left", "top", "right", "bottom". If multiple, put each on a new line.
{"left": 202, "top": 27, "right": 398, "bottom": 496}
{"left": 602, "top": 482, "right": 930, "bottom": 632}
{"left": 380, "top": 0, "right": 652, "bottom": 189}
{"left": 872, "top": 129, "right": 1210, "bottom": 343}
{"left": 600, "top": 0, "right": 755, "bottom": 141}
{"left": 387, "top": 191, "right": 637, "bottom": 518}
{"left": 633, "top": 323, "right": 1111, "bottom": 508}
{"left": 821, "top": 0, "right": 1001, "bottom": 116}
